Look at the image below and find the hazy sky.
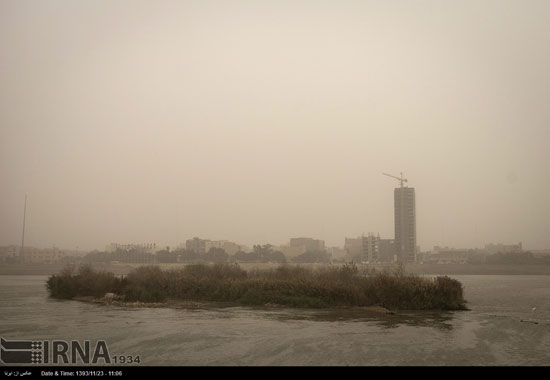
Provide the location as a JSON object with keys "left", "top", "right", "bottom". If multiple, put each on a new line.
{"left": 1, "top": 0, "right": 549, "bottom": 252}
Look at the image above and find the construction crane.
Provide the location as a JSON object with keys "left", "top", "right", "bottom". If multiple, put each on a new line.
{"left": 382, "top": 172, "right": 408, "bottom": 188}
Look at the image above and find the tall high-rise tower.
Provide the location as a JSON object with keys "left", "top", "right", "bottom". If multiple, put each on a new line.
{"left": 394, "top": 187, "right": 416, "bottom": 263}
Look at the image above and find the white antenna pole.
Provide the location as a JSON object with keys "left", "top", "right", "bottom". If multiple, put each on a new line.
{"left": 21, "top": 194, "right": 27, "bottom": 256}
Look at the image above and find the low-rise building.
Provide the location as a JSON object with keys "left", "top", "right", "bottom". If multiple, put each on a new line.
{"left": 106, "top": 243, "right": 157, "bottom": 254}
{"left": 483, "top": 242, "right": 523, "bottom": 255}
{"left": 278, "top": 237, "right": 326, "bottom": 259}
{"left": 379, "top": 239, "right": 396, "bottom": 262}
{"left": 423, "top": 246, "right": 474, "bottom": 264}
{"left": 204, "top": 240, "right": 244, "bottom": 256}
{"left": 289, "top": 237, "right": 325, "bottom": 252}
{"left": 279, "top": 245, "right": 306, "bottom": 258}
{"left": 345, "top": 233, "right": 393, "bottom": 263}
{"left": 326, "top": 246, "right": 347, "bottom": 262}
{"left": 344, "top": 237, "right": 363, "bottom": 261}
{"left": 0, "top": 245, "right": 19, "bottom": 262}
{"left": 20, "top": 247, "right": 66, "bottom": 264}
{"left": 185, "top": 237, "right": 210, "bottom": 254}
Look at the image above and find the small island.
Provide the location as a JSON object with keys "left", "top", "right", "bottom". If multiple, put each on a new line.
{"left": 46, "top": 263, "right": 468, "bottom": 311}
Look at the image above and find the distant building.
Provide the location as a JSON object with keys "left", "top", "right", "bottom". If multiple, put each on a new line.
{"left": 290, "top": 237, "right": 325, "bottom": 253}
{"left": 185, "top": 237, "right": 210, "bottom": 254}
{"left": 483, "top": 242, "right": 522, "bottom": 255}
{"left": 326, "top": 246, "right": 347, "bottom": 262}
{"left": 344, "top": 234, "right": 393, "bottom": 263}
{"left": 362, "top": 233, "right": 380, "bottom": 262}
{"left": 204, "top": 240, "right": 244, "bottom": 255}
{"left": 425, "top": 247, "right": 472, "bottom": 264}
{"left": 532, "top": 249, "right": 550, "bottom": 257}
{"left": 394, "top": 186, "right": 416, "bottom": 263}
{"left": 106, "top": 243, "right": 157, "bottom": 254}
{"left": 379, "top": 239, "right": 396, "bottom": 262}
{"left": 0, "top": 245, "right": 19, "bottom": 262}
{"left": 289, "top": 237, "right": 325, "bottom": 252}
{"left": 344, "top": 237, "right": 363, "bottom": 261}
{"left": 279, "top": 237, "right": 325, "bottom": 258}
{"left": 20, "top": 246, "right": 66, "bottom": 264}
{"left": 279, "top": 245, "right": 307, "bottom": 258}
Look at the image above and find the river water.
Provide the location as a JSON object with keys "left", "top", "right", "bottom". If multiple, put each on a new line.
{"left": 1, "top": 274, "right": 549, "bottom": 366}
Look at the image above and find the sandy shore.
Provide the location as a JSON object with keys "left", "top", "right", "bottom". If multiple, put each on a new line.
{"left": 72, "top": 295, "right": 209, "bottom": 309}
{"left": 71, "top": 295, "right": 395, "bottom": 314}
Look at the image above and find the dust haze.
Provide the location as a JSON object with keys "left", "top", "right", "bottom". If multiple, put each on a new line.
{"left": 1, "top": 0, "right": 549, "bottom": 253}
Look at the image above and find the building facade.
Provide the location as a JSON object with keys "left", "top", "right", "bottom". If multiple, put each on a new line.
{"left": 20, "top": 247, "right": 66, "bottom": 263}
{"left": 0, "top": 245, "right": 19, "bottom": 262}
{"left": 362, "top": 233, "right": 380, "bottom": 262}
{"left": 326, "top": 246, "right": 347, "bottom": 262}
{"left": 344, "top": 237, "right": 362, "bottom": 261}
{"left": 204, "top": 240, "right": 243, "bottom": 255}
{"left": 185, "top": 237, "right": 210, "bottom": 254}
{"left": 394, "top": 187, "right": 416, "bottom": 263}
{"left": 378, "top": 238, "right": 396, "bottom": 262}
{"left": 344, "top": 234, "right": 391, "bottom": 263}
{"left": 106, "top": 243, "right": 157, "bottom": 254}
{"left": 278, "top": 237, "right": 326, "bottom": 259}
{"left": 289, "top": 237, "right": 325, "bottom": 252}
{"left": 483, "top": 242, "right": 522, "bottom": 254}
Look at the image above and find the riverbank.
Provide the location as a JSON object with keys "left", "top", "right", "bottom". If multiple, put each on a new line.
{"left": 3, "top": 262, "right": 550, "bottom": 276}
{"left": 403, "top": 263, "right": 550, "bottom": 275}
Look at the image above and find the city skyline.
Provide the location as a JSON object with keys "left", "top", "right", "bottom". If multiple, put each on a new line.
{"left": 1, "top": 1, "right": 549, "bottom": 252}
{"left": 1, "top": 186, "right": 533, "bottom": 254}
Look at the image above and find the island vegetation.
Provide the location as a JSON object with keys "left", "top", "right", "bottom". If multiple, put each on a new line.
{"left": 46, "top": 263, "right": 467, "bottom": 311}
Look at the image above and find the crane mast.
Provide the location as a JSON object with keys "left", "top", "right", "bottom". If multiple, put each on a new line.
{"left": 382, "top": 172, "right": 408, "bottom": 188}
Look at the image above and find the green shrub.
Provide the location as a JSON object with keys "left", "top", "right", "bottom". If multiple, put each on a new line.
{"left": 47, "top": 263, "right": 467, "bottom": 310}
{"left": 46, "top": 264, "right": 122, "bottom": 299}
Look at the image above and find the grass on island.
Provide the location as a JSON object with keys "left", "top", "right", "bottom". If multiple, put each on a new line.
{"left": 46, "top": 263, "right": 468, "bottom": 311}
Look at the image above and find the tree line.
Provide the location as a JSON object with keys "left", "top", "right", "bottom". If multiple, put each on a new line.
{"left": 484, "top": 251, "right": 550, "bottom": 265}
{"left": 82, "top": 244, "right": 331, "bottom": 264}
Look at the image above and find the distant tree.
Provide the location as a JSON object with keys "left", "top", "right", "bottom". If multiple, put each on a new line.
{"left": 268, "top": 250, "right": 287, "bottom": 264}
{"left": 177, "top": 249, "right": 200, "bottom": 263}
{"left": 292, "top": 250, "right": 330, "bottom": 263}
{"left": 156, "top": 249, "right": 177, "bottom": 263}
{"left": 232, "top": 251, "right": 246, "bottom": 262}
{"left": 203, "top": 247, "right": 228, "bottom": 263}
{"left": 232, "top": 250, "right": 258, "bottom": 263}
{"left": 253, "top": 244, "right": 286, "bottom": 263}
{"left": 83, "top": 250, "right": 112, "bottom": 263}
{"left": 253, "top": 244, "right": 268, "bottom": 262}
